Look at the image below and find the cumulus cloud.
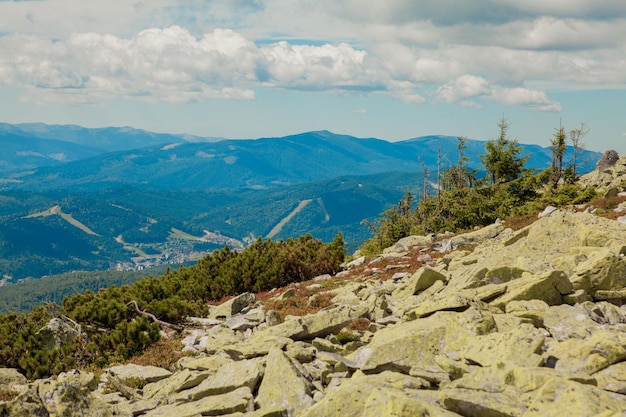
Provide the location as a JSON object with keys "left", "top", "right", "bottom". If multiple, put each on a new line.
{"left": 492, "top": 87, "right": 561, "bottom": 111}
{"left": 0, "top": 0, "right": 624, "bottom": 112}
{"left": 0, "top": 25, "right": 390, "bottom": 104}
{"left": 436, "top": 75, "right": 491, "bottom": 103}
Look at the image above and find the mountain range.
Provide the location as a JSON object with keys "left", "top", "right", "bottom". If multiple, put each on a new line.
{"left": 0, "top": 123, "right": 602, "bottom": 282}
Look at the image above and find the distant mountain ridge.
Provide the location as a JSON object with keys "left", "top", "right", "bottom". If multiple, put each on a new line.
{"left": 0, "top": 123, "right": 603, "bottom": 282}
{"left": 0, "top": 123, "right": 222, "bottom": 173}
{"left": 0, "top": 125, "right": 601, "bottom": 191}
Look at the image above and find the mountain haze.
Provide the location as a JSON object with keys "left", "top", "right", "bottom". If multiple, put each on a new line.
{"left": 0, "top": 123, "right": 603, "bottom": 282}
{"left": 0, "top": 128, "right": 599, "bottom": 192}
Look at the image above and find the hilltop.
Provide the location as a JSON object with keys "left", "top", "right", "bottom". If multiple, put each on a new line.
{"left": 1, "top": 152, "right": 626, "bottom": 415}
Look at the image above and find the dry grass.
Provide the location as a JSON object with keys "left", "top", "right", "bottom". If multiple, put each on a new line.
{"left": 504, "top": 214, "right": 538, "bottom": 231}
{"left": 348, "top": 317, "right": 371, "bottom": 331}
{"left": 0, "top": 388, "right": 18, "bottom": 402}
{"left": 588, "top": 195, "right": 626, "bottom": 219}
{"left": 130, "top": 337, "right": 185, "bottom": 370}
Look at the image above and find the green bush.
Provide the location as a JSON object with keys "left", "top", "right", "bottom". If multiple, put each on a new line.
{"left": 0, "top": 233, "right": 345, "bottom": 379}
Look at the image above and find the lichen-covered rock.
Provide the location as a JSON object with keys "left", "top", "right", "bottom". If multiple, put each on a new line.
{"left": 144, "top": 386, "right": 253, "bottom": 417}
{"left": 299, "top": 371, "right": 458, "bottom": 417}
{"left": 520, "top": 378, "right": 626, "bottom": 417}
{"left": 176, "top": 358, "right": 262, "bottom": 401}
{"left": 256, "top": 348, "right": 313, "bottom": 415}
{"left": 490, "top": 270, "right": 573, "bottom": 308}
{"left": 208, "top": 292, "right": 256, "bottom": 319}
{"left": 106, "top": 364, "right": 172, "bottom": 385}
{"left": 547, "top": 330, "right": 626, "bottom": 374}
{"left": 2, "top": 370, "right": 120, "bottom": 417}
{"left": 0, "top": 368, "right": 27, "bottom": 389}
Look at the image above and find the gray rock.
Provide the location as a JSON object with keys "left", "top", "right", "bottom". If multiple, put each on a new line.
{"left": 36, "top": 317, "right": 82, "bottom": 350}
{"left": 144, "top": 386, "right": 253, "bottom": 417}
{"left": 0, "top": 368, "right": 27, "bottom": 388}
{"left": 106, "top": 364, "right": 172, "bottom": 385}
{"left": 208, "top": 292, "right": 256, "bottom": 319}
{"left": 176, "top": 358, "right": 262, "bottom": 401}
{"left": 538, "top": 205, "right": 558, "bottom": 218}
{"left": 256, "top": 348, "right": 313, "bottom": 415}
{"left": 596, "top": 149, "right": 619, "bottom": 171}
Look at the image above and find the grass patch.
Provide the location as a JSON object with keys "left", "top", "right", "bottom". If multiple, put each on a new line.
{"left": 129, "top": 337, "right": 185, "bottom": 370}
{"left": 0, "top": 388, "right": 19, "bottom": 402}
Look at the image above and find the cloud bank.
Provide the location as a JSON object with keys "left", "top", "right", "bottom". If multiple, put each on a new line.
{"left": 0, "top": 0, "right": 624, "bottom": 111}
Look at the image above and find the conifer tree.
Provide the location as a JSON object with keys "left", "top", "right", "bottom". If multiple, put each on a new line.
{"left": 550, "top": 122, "right": 567, "bottom": 188}
{"left": 480, "top": 116, "right": 528, "bottom": 184}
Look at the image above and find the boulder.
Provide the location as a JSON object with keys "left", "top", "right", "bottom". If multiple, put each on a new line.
{"left": 256, "top": 348, "right": 313, "bottom": 415}
{"left": 490, "top": 270, "right": 573, "bottom": 308}
{"left": 208, "top": 292, "right": 256, "bottom": 319}
{"left": 547, "top": 330, "right": 626, "bottom": 374}
{"left": 176, "top": 358, "right": 262, "bottom": 401}
{"left": 521, "top": 378, "right": 626, "bottom": 417}
{"left": 0, "top": 368, "right": 27, "bottom": 388}
{"left": 105, "top": 364, "right": 172, "bottom": 385}
{"left": 36, "top": 317, "right": 82, "bottom": 350}
{"left": 144, "top": 386, "right": 253, "bottom": 417}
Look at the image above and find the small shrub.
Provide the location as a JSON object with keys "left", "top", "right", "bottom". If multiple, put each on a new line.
{"left": 121, "top": 377, "right": 147, "bottom": 390}
{"left": 336, "top": 329, "right": 360, "bottom": 345}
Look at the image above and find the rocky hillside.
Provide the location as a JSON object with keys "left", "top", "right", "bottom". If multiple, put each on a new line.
{"left": 2, "top": 154, "right": 626, "bottom": 416}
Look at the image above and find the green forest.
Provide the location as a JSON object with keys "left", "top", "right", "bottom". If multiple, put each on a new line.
{"left": 0, "top": 234, "right": 345, "bottom": 379}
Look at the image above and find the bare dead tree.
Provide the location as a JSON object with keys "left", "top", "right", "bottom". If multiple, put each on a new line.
{"left": 418, "top": 156, "right": 429, "bottom": 201}
{"left": 569, "top": 122, "right": 589, "bottom": 179}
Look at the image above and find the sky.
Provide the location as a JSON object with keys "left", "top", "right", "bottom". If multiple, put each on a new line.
{"left": 0, "top": 0, "right": 625, "bottom": 153}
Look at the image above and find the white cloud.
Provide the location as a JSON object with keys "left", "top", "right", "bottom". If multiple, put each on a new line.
{"left": 258, "top": 41, "right": 383, "bottom": 91}
{"left": 0, "top": 1, "right": 625, "bottom": 111}
{"left": 492, "top": 87, "right": 561, "bottom": 111}
{"left": 0, "top": 25, "right": 389, "bottom": 104}
{"left": 436, "top": 75, "right": 491, "bottom": 103}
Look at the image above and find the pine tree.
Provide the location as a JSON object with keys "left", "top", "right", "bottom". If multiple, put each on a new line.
{"left": 550, "top": 122, "right": 567, "bottom": 188}
{"left": 480, "top": 116, "right": 528, "bottom": 184}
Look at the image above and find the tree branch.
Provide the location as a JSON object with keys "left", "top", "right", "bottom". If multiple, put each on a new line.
{"left": 126, "top": 301, "right": 183, "bottom": 332}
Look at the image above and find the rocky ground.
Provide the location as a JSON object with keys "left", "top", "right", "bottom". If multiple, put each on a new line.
{"left": 3, "top": 154, "right": 626, "bottom": 416}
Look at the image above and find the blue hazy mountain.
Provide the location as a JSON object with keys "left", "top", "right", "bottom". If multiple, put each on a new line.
{"left": 0, "top": 124, "right": 602, "bottom": 282}
{"left": 0, "top": 128, "right": 600, "bottom": 192}
{"left": 0, "top": 122, "right": 221, "bottom": 173}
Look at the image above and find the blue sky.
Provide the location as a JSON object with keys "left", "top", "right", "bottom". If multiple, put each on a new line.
{"left": 0, "top": 0, "right": 624, "bottom": 152}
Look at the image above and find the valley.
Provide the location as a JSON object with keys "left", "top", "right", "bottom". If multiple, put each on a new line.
{"left": 0, "top": 124, "right": 602, "bottom": 285}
